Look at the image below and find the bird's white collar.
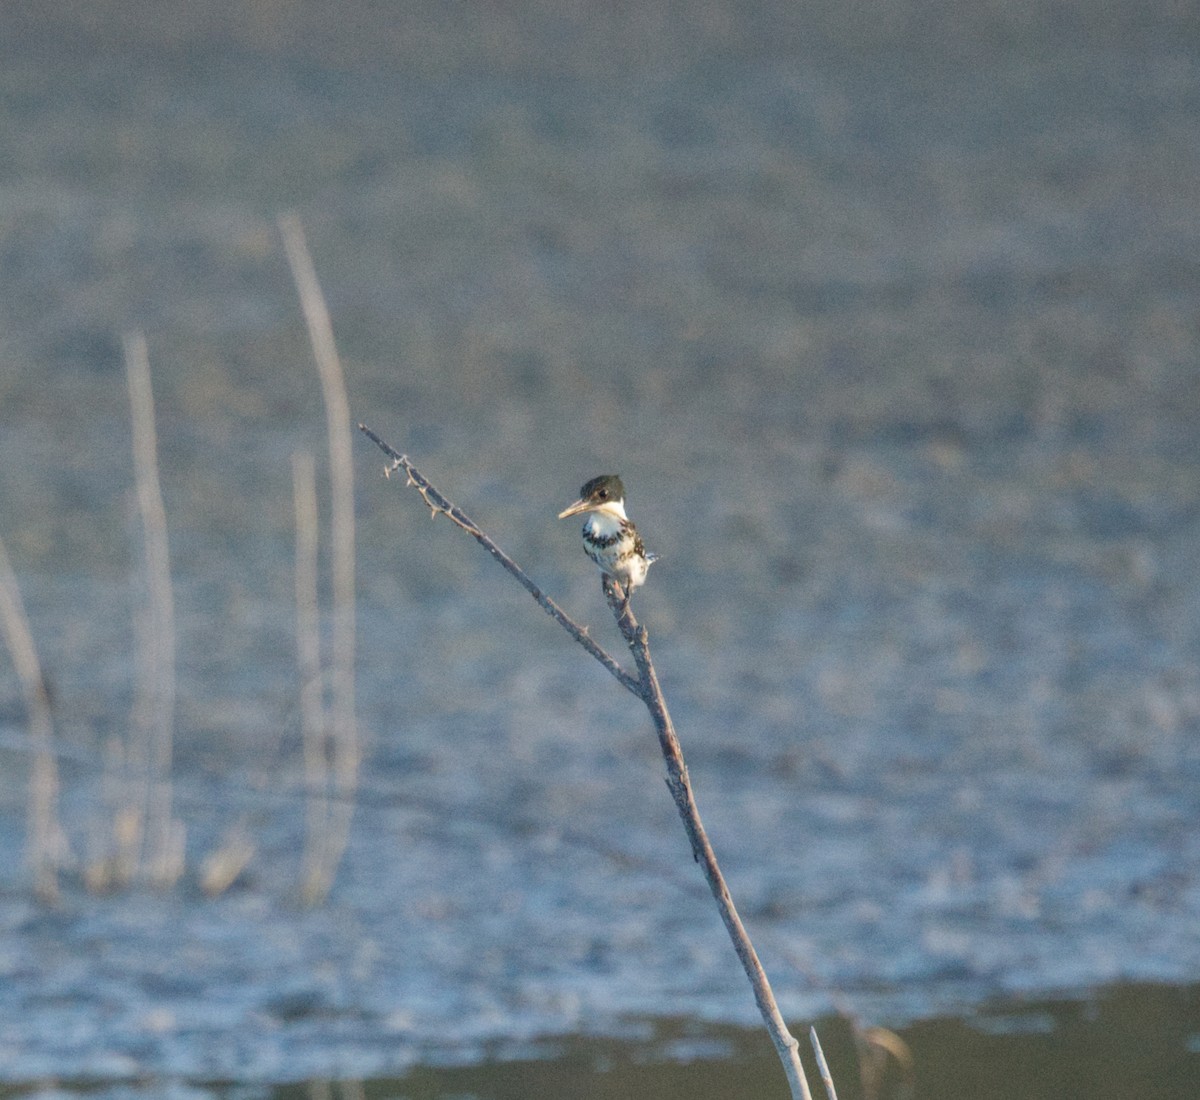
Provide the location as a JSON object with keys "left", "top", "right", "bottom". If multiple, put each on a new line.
{"left": 585, "top": 499, "right": 628, "bottom": 534}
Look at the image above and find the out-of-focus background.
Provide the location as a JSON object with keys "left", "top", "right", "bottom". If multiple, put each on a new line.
{"left": 1, "top": 2, "right": 1199, "bottom": 1096}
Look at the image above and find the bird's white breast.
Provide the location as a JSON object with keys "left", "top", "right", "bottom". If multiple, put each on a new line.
{"left": 583, "top": 508, "right": 626, "bottom": 540}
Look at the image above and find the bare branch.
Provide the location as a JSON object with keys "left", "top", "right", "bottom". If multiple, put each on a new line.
{"left": 360, "top": 424, "right": 814, "bottom": 1099}
{"left": 603, "top": 578, "right": 812, "bottom": 1100}
{"left": 358, "top": 423, "right": 640, "bottom": 696}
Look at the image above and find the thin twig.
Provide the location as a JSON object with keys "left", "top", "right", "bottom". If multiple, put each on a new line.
{"left": 360, "top": 425, "right": 813, "bottom": 1099}
{"left": 810, "top": 1027, "right": 838, "bottom": 1100}
{"left": 358, "top": 423, "right": 640, "bottom": 696}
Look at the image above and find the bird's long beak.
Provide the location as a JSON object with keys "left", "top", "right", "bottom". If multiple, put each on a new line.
{"left": 557, "top": 498, "right": 593, "bottom": 519}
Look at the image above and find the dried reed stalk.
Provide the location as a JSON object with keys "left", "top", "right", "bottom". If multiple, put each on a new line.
{"left": 292, "top": 449, "right": 335, "bottom": 899}
{"left": 0, "top": 533, "right": 66, "bottom": 902}
{"left": 279, "top": 216, "right": 360, "bottom": 904}
{"left": 124, "top": 332, "right": 184, "bottom": 888}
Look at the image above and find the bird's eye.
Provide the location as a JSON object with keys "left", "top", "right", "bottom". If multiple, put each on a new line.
{"left": 598, "top": 489, "right": 608, "bottom": 499}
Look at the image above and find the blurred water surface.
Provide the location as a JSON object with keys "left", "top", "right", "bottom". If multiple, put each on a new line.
{"left": 0, "top": 1, "right": 1198, "bottom": 1093}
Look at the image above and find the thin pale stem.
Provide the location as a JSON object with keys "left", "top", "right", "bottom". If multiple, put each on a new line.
{"left": 124, "top": 331, "right": 181, "bottom": 888}
{"left": 280, "top": 216, "right": 360, "bottom": 904}
{"left": 292, "top": 450, "right": 332, "bottom": 902}
{"left": 810, "top": 1026, "right": 838, "bottom": 1100}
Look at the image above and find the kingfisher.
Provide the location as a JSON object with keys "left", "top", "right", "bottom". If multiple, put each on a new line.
{"left": 558, "top": 474, "right": 658, "bottom": 603}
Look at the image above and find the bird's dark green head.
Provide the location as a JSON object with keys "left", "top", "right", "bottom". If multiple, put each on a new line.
{"left": 557, "top": 474, "right": 626, "bottom": 519}
{"left": 579, "top": 474, "right": 624, "bottom": 503}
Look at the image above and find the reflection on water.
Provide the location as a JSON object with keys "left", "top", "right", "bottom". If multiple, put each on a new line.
{"left": 273, "top": 983, "right": 1200, "bottom": 1100}
{"left": 3, "top": 983, "right": 1192, "bottom": 1099}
